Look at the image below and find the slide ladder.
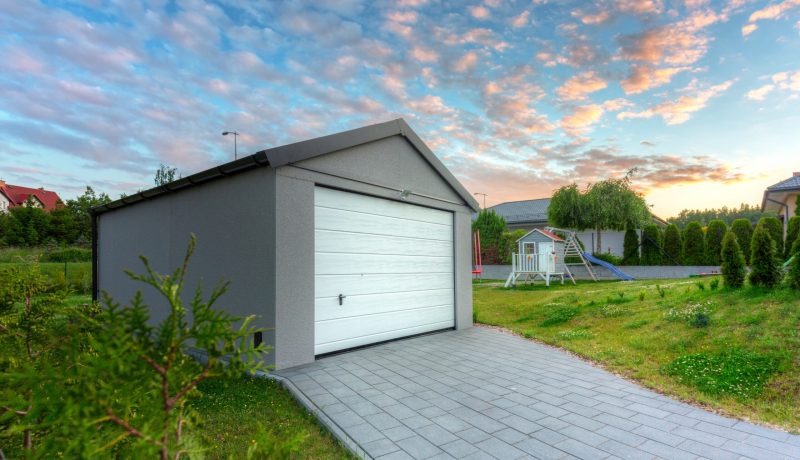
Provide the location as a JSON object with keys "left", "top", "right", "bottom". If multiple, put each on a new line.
{"left": 582, "top": 252, "right": 635, "bottom": 281}
{"left": 546, "top": 227, "right": 597, "bottom": 282}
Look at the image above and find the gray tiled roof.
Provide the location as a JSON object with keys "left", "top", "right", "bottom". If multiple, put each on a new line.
{"left": 766, "top": 174, "right": 800, "bottom": 192}
{"left": 486, "top": 198, "right": 551, "bottom": 224}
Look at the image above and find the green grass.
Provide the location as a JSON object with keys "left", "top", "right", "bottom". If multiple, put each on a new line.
{"left": 474, "top": 278, "right": 800, "bottom": 431}
{"left": 193, "top": 376, "right": 354, "bottom": 459}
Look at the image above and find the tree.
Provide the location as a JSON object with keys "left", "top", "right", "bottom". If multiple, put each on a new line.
{"left": 720, "top": 231, "right": 746, "bottom": 288}
{"left": 7, "top": 206, "right": 50, "bottom": 246}
{"left": 730, "top": 218, "right": 753, "bottom": 265}
{"left": 472, "top": 209, "right": 507, "bottom": 264}
{"left": 785, "top": 216, "right": 800, "bottom": 260}
{"left": 705, "top": 220, "right": 727, "bottom": 265}
{"left": 667, "top": 203, "right": 775, "bottom": 227}
{"left": 749, "top": 222, "right": 782, "bottom": 288}
{"left": 549, "top": 171, "right": 650, "bottom": 253}
{"left": 640, "top": 225, "right": 662, "bottom": 265}
{"left": 622, "top": 228, "right": 639, "bottom": 265}
{"left": 682, "top": 222, "right": 706, "bottom": 265}
{"left": 154, "top": 163, "right": 178, "bottom": 186}
{"left": 662, "top": 224, "right": 682, "bottom": 265}
{"left": 786, "top": 237, "right": 800, "bottom": 290}
{"left": 757, "top": 217, "right": 784, "bottom": 260}
{"left": 66, "top": 186, "right": 112, "bottom": 242}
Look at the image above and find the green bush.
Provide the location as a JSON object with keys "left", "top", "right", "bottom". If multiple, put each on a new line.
{"left": 690, "top": 312, "right": 710, "bottom": 328}
{"left": 472, "top": 209, "right": 507, "bottom": 264}
{"left": 539, "top": 307, "right": 579, "bottom": 327}
{"left": 749, "top": 222, "right": 782, "bottom": 288}
{"left": 591, "top": 252, "right": 623, "bottom": 266}
{"left": 498, "top": 229, "right": 527, "bottom": 264}
{"left": 720, "top": 231, "right": 746, "bottom": 288}
{"left": 682, "top": 222, "right": 706, "bottom": 265}
{"left": 786, "top": 237, "right": 800, "bottom": 290}
{"left": 758, "top": 217, "right": 784, "bottom": 261}
{"left": 622, "top": 227, "right": 639, "bottom": 265}
{"left": 785, "top": 216, "right": 800, "bottom": 260}
{"left": 640, "top": 225, "right": 662, "bottom": 265}
{"left": 705, "top": 220, "right": 727, "bottom": 265}
{"left": 662, "top": 224, "right": 682, "bottom": 265}
{"left": 40, "top": 247, "right": 92, "bottom": 263}
{"left": 730, "top": 219, "right": 753, "bottom": 265}
{"left": 709, "top": 278, "right": 720, "bottom": 290}
{"left": 662, "top": 350, "right": 782, "bottom": 399}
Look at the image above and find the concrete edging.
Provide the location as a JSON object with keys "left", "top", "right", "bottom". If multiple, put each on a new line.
{"left": 255, "top": 370, "right": 371, "bottom": 460}
{"left": 480, "top": 264, "right": 722, "bottom": 281}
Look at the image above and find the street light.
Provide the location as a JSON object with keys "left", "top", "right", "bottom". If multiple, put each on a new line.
{"left": 222, "top": 131, "right": 239, "bottom": 160}
{"left": 474, "top": 192, "right": 487, "bottom": 209}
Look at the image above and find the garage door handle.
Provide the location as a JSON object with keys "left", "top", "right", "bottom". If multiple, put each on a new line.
{"left": 338, "top": 293, "right": 346, "bottom": 305}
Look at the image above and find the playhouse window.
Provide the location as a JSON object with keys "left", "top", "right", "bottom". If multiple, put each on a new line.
{"left": 522, "top": 242, "right": 536, "bottom": 254}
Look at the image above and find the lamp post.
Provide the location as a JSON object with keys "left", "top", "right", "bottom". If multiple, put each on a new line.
{"left": 474, "top": 192, "right": 487, "bottom": 209}
{"left": 222, "top": 131, "right": 239, "bottom": 160}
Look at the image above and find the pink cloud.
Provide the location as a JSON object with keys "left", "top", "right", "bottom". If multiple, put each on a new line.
{"left": 742, "top": 0, "right": 800, "bottom": 36}
{"left": 556, "top": 71, "right": 608, "bottom": 101}
{"left": 617, "top": 0, "right": 663, "bottom": 15}
{"left": 747, "top": 70, "right": 800, "bottom": 100}
{"left": 453, "top": 51, "right": 479, "bottom": 72}
{"left": 409, "top": 45, "right": 439, "bottom": 63}
{"left": 470, "top": 6, "right": 491, "bottom": 19}
{"left": 618, "top": 80, "right": 734, "bottom": 124}
{"left": 510, "top": 10, "right": 530, "bottom": 28}
{"left": 561, "top": 104, "right": 604, "bottom": 134}
{"left": 621, "top": 65, "right": 689, "bottom": 94}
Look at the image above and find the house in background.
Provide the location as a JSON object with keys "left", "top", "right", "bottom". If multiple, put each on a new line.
{"left": 0, "top": 180, "right": 63, "bottom": 212}
{"left": 762, "top": 172, "right": 800, "bottom": 235}
{"left": 481, "top": 197, "right": 667, "bottom": 257}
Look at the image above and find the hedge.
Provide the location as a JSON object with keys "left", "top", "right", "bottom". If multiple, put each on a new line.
{"left": 730, "top": 219, "right": 753, "bottom": 265}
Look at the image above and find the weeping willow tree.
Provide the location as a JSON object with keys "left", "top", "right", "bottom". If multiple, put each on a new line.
{"left": 548, "top": 171, "right": 651, "bottom": 253}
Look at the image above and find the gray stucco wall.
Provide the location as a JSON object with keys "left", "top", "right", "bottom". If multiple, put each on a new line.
{"left": 480, "top": 264, "right": 721, "bottom": 281}
{"left": 97, "top": 167, "right": 277, "bottom": 358}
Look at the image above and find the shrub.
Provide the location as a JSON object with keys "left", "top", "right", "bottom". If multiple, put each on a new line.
{"left": 40, "top": 247, "right": 92, "bottom": 263}
{"left": 662, "top": 350, "right": 782, "bottom": 399}
{"left": 662, "top": 224, "right": 682, "bottom": 265}
{"left": 591, "top": 252, "right": 623, "bottom": 266}
{"left": 749, "top": 222, "right": 782, "bottom": 288}
{"left": 695, "top": 281, "right": 705, "bottom": 291}
{"left": 622, "top": 227, "right": 639, "bottom": 265}
{"left": 640, "top": 225, "right": 662, "bottom": 265}
{"left": 705, "top": 220, "right": 727, "bottom": 265}
{"left": 638, "top": 291, "right": 645, "bottom": 301}
{"left": 656, "top": 285, "right": 667, "bottom": 298}
{"left": 757, "top": 217, "right": 784, "bottom": 261}
{"left": 786, "top": 237, "right": 800, "bottom": 290}
{"left": 690, "top": 312, "right": 710, "bottom": 328}
{"left": 720, "top": 231, "right": 746, "bottom": 288}
{"left": 709, "top": 278, "right": 720, "bottom": 290}
{"left": 473, "top": 209, "right": 507, "bottom": 264}
{"left": 539, "top": 307, "right": 579, "bottom": 327}
{"left": 730, "top": 219, "right": 753, "bottom": 265}
{"left": 785, "top": 216, "right": 800, "bottom": 260}
{"left": 498, "top": 229, "right": 527, "bottom": 264}
{"left": 682, "top": 222, "right": 706, "bottom": 265}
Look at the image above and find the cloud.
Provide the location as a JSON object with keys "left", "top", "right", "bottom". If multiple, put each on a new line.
{"left": 742, "top": 0, "right": 800, "bottom": 36}
{"left": 510, "top": 10, "right": 530, "bottom": 28}
{"left": 621, "top": 65, "right": 689, "bottom": 94}
{"left": 556, "top": 71, "right": 608, "bottom": 101}
{"left": 470, "top": 6, "right": 491, "bottom": 19}
{"left": 409, "top": 45, "right": 439, "bottom": 63}
{"left": 561, "top": 104, "right": 604, "bottom": 134}
{"left": 618, "top": 80, "right": 734, "bottom": 124}
{"left": 747, "top": 70, "right": 800, "bottom": 100}
{"left": 617, "top": 0, "right": 664, "bottom": 15}
{"left": 386, "top": 10, "right": 418, "bottom": 23}
{"left": 575, "top": 10, "right": 611, "bottom": 25}
{"left": 641, "top": 140, "right": 656, "bottom": 147}
{"left": 405, "top": 95, "right": 455, "bottom": 116}
{"left": 453, "top": 51, "right": 479, "bottom": 72}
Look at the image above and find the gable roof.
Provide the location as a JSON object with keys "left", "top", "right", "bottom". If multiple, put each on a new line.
{"left": 486, "top": 198, "right": 551, "bottom": 224}
{"left": 761, "top": 173, "right": 800, "bottom": 212}
{"left": 93, "top": 119, "right": 480, "bottom": 215}
{"left": 516, "top": 227, "right": 564, "bottom": 242}
{"left": 0, "top": 184, "right": 62, "bottom": 211}
{"left": 766, "top": 174, "right": 800, "bottom": 192}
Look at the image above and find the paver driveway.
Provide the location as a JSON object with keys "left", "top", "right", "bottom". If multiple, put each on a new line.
{"left": 274, "top": 327, "right": 800, "bottom": 460}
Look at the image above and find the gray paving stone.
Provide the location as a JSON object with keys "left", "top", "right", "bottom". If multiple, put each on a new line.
{"left": 276, "top": 327, "right": 798, "bottom": 460}
{"left": 377, "top": 449, "right": 415, "bottom": 460}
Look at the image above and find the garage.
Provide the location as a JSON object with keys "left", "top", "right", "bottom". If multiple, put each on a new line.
{"left": 314, "top": 186, "right": 455, "bottom": 354}
{"left": 93, "top": 119, "right": 478, "bottom": 369}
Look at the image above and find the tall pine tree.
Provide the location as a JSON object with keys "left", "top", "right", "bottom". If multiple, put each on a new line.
{"left": 662, "top": 224, "right": 682, "bottom": 265}
{"left": 705, "top": 220, "right": 727, "bottom": 265}
{"left": 720, "top": 231, "right": 746, "bottom": 288}
{"left": 682, "top": 222, "right": 706, "bottom": 265}
{"left": 622, "top": 227, "right": 639, "bottom": 265}
{"left": 749, "top": 222, "right": 782, "bottom": 288}
{"left": 730, "top": 218, "right": 753, "bottom": 265}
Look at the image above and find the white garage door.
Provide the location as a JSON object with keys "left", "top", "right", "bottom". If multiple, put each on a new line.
{"left": 314, "top": 187, "right": 455, "bottom": 354}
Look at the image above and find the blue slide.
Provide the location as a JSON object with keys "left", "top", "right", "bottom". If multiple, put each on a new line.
{"left": 583, "top": 252, "right": 635, "bottom": 281}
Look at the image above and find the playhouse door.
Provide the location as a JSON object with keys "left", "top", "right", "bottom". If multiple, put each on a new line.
{"left": 538, "top": 242, "right": 553, "bottom": 272}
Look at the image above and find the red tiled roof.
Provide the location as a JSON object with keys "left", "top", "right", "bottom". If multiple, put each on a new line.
{"left": 0, "top": 184, "right": 63, "bottom": 211}
{"left": 537, "top": 228, "right": 564, "bottom": 241}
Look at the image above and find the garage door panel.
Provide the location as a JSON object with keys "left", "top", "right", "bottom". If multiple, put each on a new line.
{"left": 316, "top": 273, "right": 453, "bottom": 298}
{"left": 315, "top": 207, "right": 452, "bottom": 241}
{"left": 316, "top": 187, "right": 451, "bottom": 225}
{"left": 315, "top": 229, "right": 453, "bottom": 257}
{"left": 316, "top": 253, "right": 452, "bottom": 275}
{"left": 315, "top": 305, "right": 454, "bottom": 354}
{"left": 315, "top": 288, "right": 454, "bottom": 321}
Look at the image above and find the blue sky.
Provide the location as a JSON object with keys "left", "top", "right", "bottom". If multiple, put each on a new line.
{"left": 1, "top": 0, "right": 799, "bottom": 217}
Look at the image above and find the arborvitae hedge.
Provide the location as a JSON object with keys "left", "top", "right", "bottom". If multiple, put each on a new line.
{"left": 730, "top": 219, "right": 753, "bottom": 265}
{"left": 705, "top": 220, "right": 727, "bottom": 265}
{"left": 749, "top": 222, "right": 782, "bottom": 288}
{"left": 640, "top": 225, "right": 662, "bottom": 265}
{"left": 682, "top": 222, "right": 706, "bottom": 265}
{"left": 720, "top": 231, "right": 746, "bottom": 288}
{"left": 662, "top": 224, "right": 682, "bottom": 265}
{"left": 786, "top": 237, "right": 800, "bottom": 290}
{"left": 758, "top": 216, "right": 784, "bottom": 260}
{"left": 785, "top": 216, "right": 800, "bottom": 260}
{"left": 622, "top": 227, "right": 639, "bottom": 265}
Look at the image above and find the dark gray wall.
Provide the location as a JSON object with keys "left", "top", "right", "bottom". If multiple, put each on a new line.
{"left": 97, "top": 167, "right": 278, "bottom": 359}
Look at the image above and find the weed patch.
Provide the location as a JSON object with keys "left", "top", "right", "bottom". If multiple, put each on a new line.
{"left": 539, "top": 307, "right": 579, "bottom": 327}
{"left": 624, "top": 319, "right": 649, "bottom": 329}
{"left": 665, "top": 301, "right": 713, "bottom": 323}
{"left": 600, "top": 304, "right": 625, "bottom": 317}
{"left": 662, "top": 350, "right": 782, "bottom": 399}
{"left": 555, "top": 328, "right": 594, "bottom": 340}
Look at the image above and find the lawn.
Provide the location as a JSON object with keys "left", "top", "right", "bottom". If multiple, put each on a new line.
{"left": 473, "top": 278, "right": 800, "bottom": 432}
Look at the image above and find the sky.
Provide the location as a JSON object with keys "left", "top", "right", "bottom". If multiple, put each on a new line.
{"left": 1, "top": 0, "right": 799, "bottom": 218}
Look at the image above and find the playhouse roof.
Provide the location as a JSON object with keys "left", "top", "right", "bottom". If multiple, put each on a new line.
{"left": 516, "top": 228, "right": 564, "bottom": 242}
